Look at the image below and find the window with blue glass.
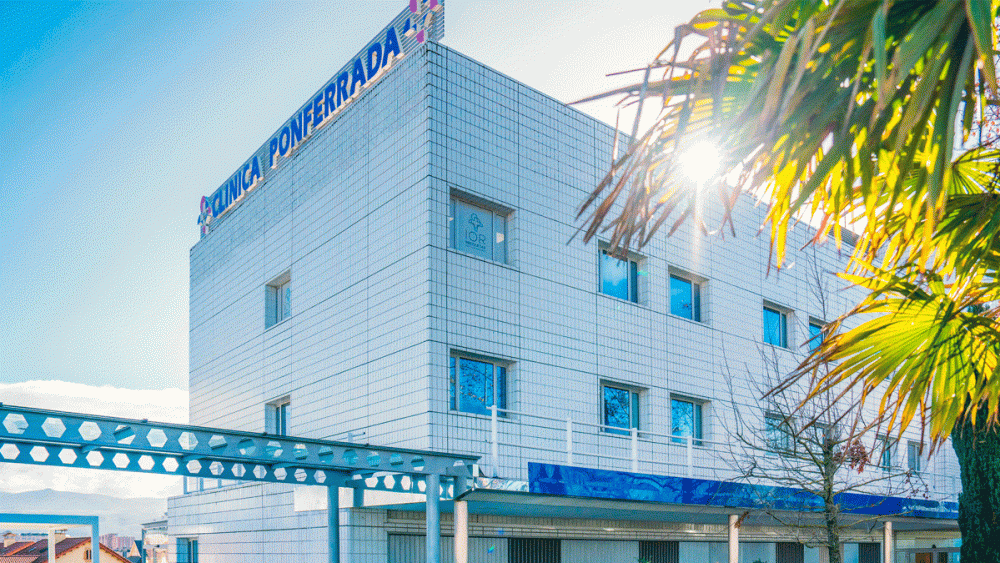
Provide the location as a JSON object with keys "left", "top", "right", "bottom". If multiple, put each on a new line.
{"left": 907, "top": 441, "right": 923, "bottom": 473}
{"left": 449, "top": 354, "right": 507, "bottom": 416}
{"left": 765, "top": 413, "right": 792, "bottom": 452}
{"left": 878, "top": 435, "right": 895, "bottom": 471}
{"left": 266, "top": 397, "right": 289, "bottom": 436}
{"left": 807, "top": 319, "right": 824, "bottom": 351}
{"left": 671, "top": 397, "right": 704, "bottom": 445}
{"left": 451, "top": 197, "right": 508, "bottom": 263}
{"left": 600, "top": 250, "right": 640, "bottom": 303}
{"left": 602, "top": 382, "right": 641, "bottom": 434}
{"left": 265, "top": 271, "right": 291, "bottom": 329}
{"left": 177, "top": 538, "right": 198, "bottom": 563}
{"left": 763, "top": 304, "right": 788, "bottom": 348}
{"left": 670, "top": 273, "right": 702, "bottom": 321}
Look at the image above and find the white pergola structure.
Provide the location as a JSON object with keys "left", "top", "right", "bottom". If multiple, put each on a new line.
{"left": 0, "top": 403, "right": 478, "bottom": 563}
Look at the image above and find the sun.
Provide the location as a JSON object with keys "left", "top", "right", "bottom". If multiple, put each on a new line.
{"left": 680, "top": 140, "right": 721, "bottom": 183}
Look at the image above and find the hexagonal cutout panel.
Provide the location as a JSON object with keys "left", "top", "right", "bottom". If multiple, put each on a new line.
{"left": 78, "top": 421, "right": 101, "bottom": 441}
{"left": 41, "top": 418, "right": 66, "bottom": 438}
{"left": 3, "top": 414, "right": 28, "bottom": 435}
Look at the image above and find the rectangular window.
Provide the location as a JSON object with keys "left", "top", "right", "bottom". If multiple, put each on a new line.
{"left": 807, "top": 319, "right": 824, "bottom": 351}
{"left": 878, "top": 435, "right": 895, "bottom": 471}
{"left": 449, "top": 354, "right": 507, "bottom": 416}
{"left": 908, "top": 441, "right": 923, "bottom": 473}
{"left": 600, "top": 250, "right": 639, "bottom": 302}
{"left": 671, "top": 397, "right": 704, "bottom": 445}
{"left": 177, "top": 539, "right": 198, "bottom": 563}
{"left": 265, "top": 272, "right": 291, "bottom": 329}
{"left": 603, "top": 382, "right": 641, "bottom": 434}
{"left": 266, "top": 398, "right": 289, "bottom": 436}
{"left": 451, "top": 197, "right": 507, "bottom": 263}
{"left": 763, "top": 305, "right": 788, "bottom": 347}
{"left": 765, "top": 413, "right": 793, "bottom": 453}
{"left": 669, "top": 273, "right": 702, "bottom": 321}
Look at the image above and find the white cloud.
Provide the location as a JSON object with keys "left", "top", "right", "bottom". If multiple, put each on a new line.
{"left": 0, "top": 380, "right": 187, "bottom": 498}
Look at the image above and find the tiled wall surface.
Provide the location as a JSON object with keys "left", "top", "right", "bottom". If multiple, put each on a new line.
{"left": 424, "top": 43, "right": 958, "bottom": 486}
{"left": 187, "top": 45, "right": 435, "bottom": 449}
{"left": 172, "top": 42, "right": 959, "bottom": 562}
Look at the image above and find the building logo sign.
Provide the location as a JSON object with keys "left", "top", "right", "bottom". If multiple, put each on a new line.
{"left": 197, "top": 0, "right": 444, "bottom": 236}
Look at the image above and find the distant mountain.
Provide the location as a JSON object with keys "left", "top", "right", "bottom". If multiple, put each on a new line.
{"left": 0, "top": 489, "right": 166, "bottom": 537}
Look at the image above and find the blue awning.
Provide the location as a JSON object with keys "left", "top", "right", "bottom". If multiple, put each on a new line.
{"left": 529, "top": 463, "right": 958, "bottom": 520}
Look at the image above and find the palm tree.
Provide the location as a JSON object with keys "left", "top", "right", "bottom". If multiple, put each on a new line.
{"left": 576, "top": 1, "right": 1000, "bottom": 559}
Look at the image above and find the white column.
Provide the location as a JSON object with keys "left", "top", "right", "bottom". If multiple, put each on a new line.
{"left": 47, "top": 529, "right": 55, "bottom": 563}
{"left": 426, "top": 474, "right": 441, "bottom": 563}
{"left": 728, "top": 514, "right": 739, "bottom": 563}
{"left": 686, "top": 435, "right": 694, "bottom": 477}
{"left": 328, "top": 486, "right": 340, "bottom": 563}
{"left": 454, "top": 499, "right": 469, "bottom": 563}
{"left": 91, "top": 523, "right": 100, "bottom": 563}
{"left": 883, "top": 521, "right": 893, "bottom": 563}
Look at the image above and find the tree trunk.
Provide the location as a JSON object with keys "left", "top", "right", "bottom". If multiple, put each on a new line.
{"left": 823, "top": 441, "right": 842, "bottom": 563}
{"left": 951, "top": 405, "right": 1000, "bottom": 562}
{"left": 824, "top": 505, "right": 842, "bottom": 563}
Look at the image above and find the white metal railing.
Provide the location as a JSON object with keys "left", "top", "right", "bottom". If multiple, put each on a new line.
{"left": 453, "top": 405, "right": 962, "bottom": 504}
{"left": 180, "top": 408, "right": 962, "bottom": 504}
{"left": 469, "top": 405, "right": 731, "bottom": 482}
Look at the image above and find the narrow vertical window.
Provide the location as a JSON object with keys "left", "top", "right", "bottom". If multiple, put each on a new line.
{"left": 671, "top": 397, "right": 704, "bottom": 445}
{"left": 669, "top": 273, "right": 702, "bottom": 321}
{"left": 907, "top": 441, "right": 923, "bottom": 473}
{"left": 763, "top": 305, "right": 788, "bottom": 347}
{"left": 765, "top": 413, "right": 793, "bottom": 452}
{"left": 878, "top": 435, "right": 895, "bottom": 471}
{"left": 807, "top": 319, "right": 824, "bottom": 351}
{"left": 266, "top": 398, "right": 290, "bottom": 436}
{"left": 265, "top": 271, "right": 291, "bottom": 329}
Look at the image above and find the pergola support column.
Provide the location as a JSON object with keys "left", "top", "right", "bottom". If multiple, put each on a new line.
{"left": 328, "top": 486, "right": 340, "bottom": 563}
{"left": 454, "top": 499, "right": 469, "bottom": 563}
{"left": 47, "top": 529, "right": 55, "bottom": 563}
{"left": 426, "top": 474, "right": 441, "bottom": 563}
{"left": 883, "top": 520, "right": 893, "bottom": 563}
{"left": 728, "top": 514, "right": 739, "bottom": 563}
{"left": 91, "top": 521, "right": 100, "bottom": 563}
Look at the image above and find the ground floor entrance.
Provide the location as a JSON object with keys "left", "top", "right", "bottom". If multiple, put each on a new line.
{"left": 387, "top": 535, "right": 882, "bottom": 563}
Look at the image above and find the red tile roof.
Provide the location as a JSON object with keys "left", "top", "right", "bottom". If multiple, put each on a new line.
{"left": 0, "top": 542, "right": 33, "bottom": 556}
{"left": 0, "top": 539, "right": 130, "bottom": 563}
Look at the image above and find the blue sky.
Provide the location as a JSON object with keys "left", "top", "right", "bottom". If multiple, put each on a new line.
{"left": 1, "top": 0, "right": 708, "bottom": 393}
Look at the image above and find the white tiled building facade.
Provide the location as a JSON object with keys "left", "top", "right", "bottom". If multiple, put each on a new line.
{"left": 170, "top": 29, "right": 961, "bottom": 563}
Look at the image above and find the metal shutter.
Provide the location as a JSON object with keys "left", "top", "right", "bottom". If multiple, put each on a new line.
{"left": 639, "top": 541, "right": 679, "bottom": 563}
{"left": 858, "top": 542, "right": 880, "bottom": 563}
{"left": 776, "top": 542, "right": 804, "bottom": 563}
{"left": 509, "top": 538, "right": 560, "bottom": 563}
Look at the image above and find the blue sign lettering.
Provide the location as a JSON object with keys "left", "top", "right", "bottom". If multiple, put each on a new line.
{"left": 198, "top": 0, "right": 445, "bottom": 236}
